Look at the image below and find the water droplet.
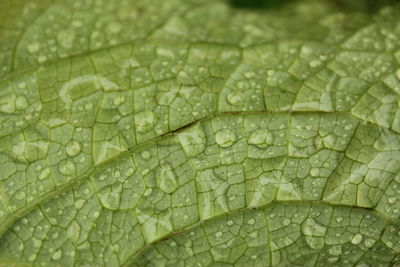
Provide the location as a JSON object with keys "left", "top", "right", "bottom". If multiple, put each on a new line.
{"left": 136, "top": 111, "right": 154, "bottom": 133}
{"left": 141, "top": 150, "right": 151, "bottom": 159}
{"left": 15, "top": 96, "right": 28, "bottom": 110}
{"left": 0, "top": 211, "right": 4, "bottom": 218}
{"left": 32, "top": 238, "right": 41, "bottom": 248}
{"left": 301, "top": 218, "right": 327, "bottom": 236}
{"left": 51, "top": 249, "right": 62, "bottom": 260}
{"left": 329, "top": 245, "right": 342, "bottom": 256}
{"left": 27, "top": 42, "right": 40, "bottom": 53}
{"left": 74, "top": 199, "right": 85, "bottom": 209}
{"left": 66, "top": 141, "right": 81, "bottom": 157}
{"left": 244, "top": 72, "right": 255, "bottom": 78}
{"left": 113, "top": 96, "right": 126, "bottom": 106}
{"left": 388, "top": 197, "right": 397, "bottom": 204}
{"left": 335, "top": 216, "right": 343, "bottom": 223}
{"left": 28, "top": 254, "right": 36, "bottom": 262}
{"left": 0, "top": 94, "right": 16, "bottom": 113}
{"left": 365, "top": 238, "right": 376, "bottom": 248}
{"left": 107, "top": 22, "right": 122, "bottom": 34}
{"left": 351, "top": 233, "right": 363, "bottom": 244}
{"left": 84, "top": 102, "right": 93, "bottom": 110}
{"left": 227, "top": 92, "right": 243, "bottom": 106}
{"left": 283, "top": 218, "right": 291, "bottom": 226}
{"left": 215, "top": 129, "right": 236, "bottom": 148}
{"left": 215, "top": 231, "right": 223, "bottom": 238}
{"left": 67, "top": 221, "right": 81, "bottom": 243}
{"left": 59, "top": 160, "right": 76, "bottom": 175}
{"left": 38, "top": 167, "right": 50, "bottom": 181}
{"left": 247, "top": 218, "right": 255, "bottom": 225}
{"left": 249, "top": 231, "right": 258, "bottom": 239}
{"left": 158, "top": 164, "right": 178, "bottom": 194}
{"left": 248, "top": 129, "right": 273, "bottom": 148}
{"left": 144, "top": 188, "right": 152, "bottom": 196}
{"left": 57, "top": 30, "right": 76, "bottom": 49}
{"left": 309, "top": 60, "right": 322, "bottom": 68}
{"left": 227, "top": 220, "right": 234, "bottom": 226}
{"left": 310, "top": 168, "right": 320, "bottom": 177}
{"left": 99, "top": 185, "right": 122, "bottom": 210}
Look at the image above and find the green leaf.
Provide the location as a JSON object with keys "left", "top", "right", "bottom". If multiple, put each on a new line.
{"left": 0, "top": 0, "right": 400, "bottom": 266}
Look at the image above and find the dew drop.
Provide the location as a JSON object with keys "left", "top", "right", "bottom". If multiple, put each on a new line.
{"left": 141, "top": 150, "right": 151, "bottom": 159}
{"left": 27, "top": 42, "right": 40, "bottom": 53}
{"left": 57, "top": 30, "right": 76, "bottom": 49}
{"left": 302, "top": 218, "right": 327, "bottom": 237}
{"left": 107, "top": 22, "right": 122, "bottom": 34}
{"left": 28, "top": 254, "right": 36, "bottom": 262}
{"left": 144, "top": 188, "right": 153, "bottom": 196}
{"left": 227, "top": 220, "right": 234, "bottom": 226}
{"left": 248, "top": 129, "right": 273, "bottom": 148}
{"left": 59, "top": 160, "right": 76, "bottom": 175}
{"left": 249, "top": 231, "right": 258, "bottom": 239}
{"left": 388, "top": 197, "right": 397, "bottom": 204}
{"left": 215, "top": 129, "right": 236, "bottom": 148}
{"left": 247, "top": 218, "right": 255, "bottom": 225}
{"left": 32, "top": 238, "right": 41, "bottom": 248}
{"left": 84, "top": 102, "right": 93, "bottom": 110}
{"left": 215, "top": 231, "right": 223, "bottom": 238}
{"left": 15, "top": 96, "right": 28, "bottom": 110}
{"left": 66, "top": 141, "right": 81, "bottom": 157}
{"left": 93, "top": 211, "right": 100, "bottom": 218}
{"left": 351, "top": 233, "right": 363, "bottom": 244}
{"left": 99, "top": 185, "right": 122, "bottom": 210}
{"left": 74, "top": 199, "right": 85, "bottom": 209}
{"left": 51, "top": 249, "right": 62, "bottom": 260}
{"left": 365, "top": 238, "right": 376, "bottom": 248}
{"left": 335, "top": 216, "right": 343, "bottom": 223}
{"left": 309, "top": 60, "right": 322, "bottom": 68}
{"left": 227, "top": 92, "right": 243, "bottom": 106}
{"left": 113, "top": 96, "right": 126, "bottom": 106}
{"left": 310, "top": 168, "right": 320, "bottom": 177}
{"left": 158, "top": 164, "right": 178, "bottom": 194}
{"left": 67, "top": 221, "right": 81, "bottom": 243}
{"left": 0, "top": 94, "right": 16, "bottom": 114}
{"left": 283, "top": 218, "right": 291, "bottom": 226}
{"left": 38, "top": 167, "right": 50, "bottom": 181}
{"left": 329, "top": 245, "right": 342, "bottom": 256}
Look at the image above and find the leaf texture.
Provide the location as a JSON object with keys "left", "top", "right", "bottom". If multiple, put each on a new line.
{"left": 0, "top": 0, "right": 400, "bottom": 266}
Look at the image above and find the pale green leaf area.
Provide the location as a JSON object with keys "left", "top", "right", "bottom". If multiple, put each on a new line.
{"left": 0, "top": 0, "right": 400, "bottom": 266}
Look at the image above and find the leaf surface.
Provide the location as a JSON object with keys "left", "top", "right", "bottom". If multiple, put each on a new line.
{"left": 1, "top": 0, "right": 400, "bottom": 266}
